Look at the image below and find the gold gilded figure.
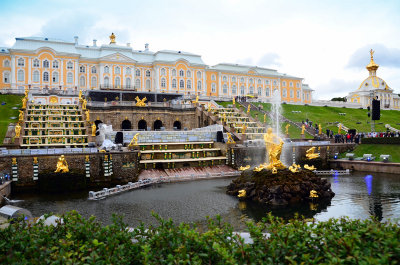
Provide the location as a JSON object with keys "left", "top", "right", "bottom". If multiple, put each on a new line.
{"left": 304, "top": 164, "right": 316, "bottom": 171}
{"left": 338, "top": 124, "right": 342, "bottom": 134}
{"left": 232, "top": 97, "right": 235, "bottom": 105}
{"left": 14, "top": 123, "right": 21, "bottom": 138}
{"left": 135, "top": 96, "right": 147, "bottom": 107}
{"left": 309, "top": 190, "right": 318, "bottom": 198}
{"left": 109, "top": 33, "right": 116, "bottom": 44}
{"left": 82, "top": 99, "right": 87, "bottom": 110}
{"left": 319, "top": 124, "right": 322, "bottom": 135}
{"left": 22, "top": 97, "right": 27, "bottom": 109}
{"left": 254, "top": 128, "right": 286, "bottom": 172}
{"left": 226, "top": 133, "right": 236, "bottom": 144}
{"left": 18, "top": 110, "right": 24, "bottom": 122}
{"left": 55, "top": 155, "right": 69, "bottom": 173}
{"left": 86, "top": 110, "right": 90, "bottom": 122}
{"left": 238, "top": 190, "right": 246, "bottom": 198}
{"left": 91, "top": 122, "right": 97, "bottom": 136}
{"left": 128, "top": 133, "right": 140, "bottom": 147}
{"left": 285, "top": 124, "right": 290, "bottom": 135}
{"left": 247, "top": 105, "right": 250, "bottom": 114}
{"left": 301, "top": 124, "right": 305, "bottom": 135}
{"left": 306, "top": 147, "right": 320, "bottom": 160}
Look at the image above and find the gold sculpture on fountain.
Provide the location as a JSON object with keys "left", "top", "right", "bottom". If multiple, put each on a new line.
{"left": 55, "top": 155, "right": 69, "bottom": 173}
{"left": 319, "top": 123, "right": 322, "bottom": 135}
{"left": 306, "top": 147, "right": 320, "bottom": 160}
{"left": 91, "top": 122, "right": 97, "bottom": 136}
{"left": 135, "top": 96, "right": 147, "bottom": 107}
{"left": 85, "top": 110, "right": 90, "bottom": 122}
{"left": 301, "top": 124, "right": 305, "bottom": 135}
{"left": 22, "top": 97, "right": 27, "bottom": 109}
{"left": 226, "top": 132, "right": 236, "bottom": 144}
{"left": 247, "top": 105, "right": 250, "bottom": 114}
{"left": 14, "top": 123, "right": 21, "bottom": 138}
{"left": 18, "top": 110, "right": 24, "bottom": 122}
{"left": 192, "top": 95, "right": 199, "bottom": 104}
{"left": 239, "top": 165, "right": 250, "bottom": 171}
{"left": 128, "top": 133, "right": 140, "bottom": 147}
{"left": 82, "top": 99, "right": 87, "bottom": 110}
{"left": 238, "top": 190, "right": 246, "bottom": 198}
{"left": 232, "top": 97, "right": 235, "bottom": 105}
{"left": 285, "top": 124, "right": 290, "bottom": 135}
{"left": 304, "top": 164, "right": 316, "bottom": 171}
{"left": 309, "top": 190, "right": 318, "bottom": 198}
{"left": 289, "top": 163, "right": 301, "bottom": 173}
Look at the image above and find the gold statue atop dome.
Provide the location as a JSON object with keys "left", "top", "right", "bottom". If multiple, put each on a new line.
{"left": 109, "top": 33, "right": 116, "bottom": 44}
{"left": 366, "top": 48, "right": 379, "bottom": 74}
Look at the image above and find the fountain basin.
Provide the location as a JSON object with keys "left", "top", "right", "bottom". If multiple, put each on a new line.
{"left": 227, "top": 168, "right": 335, "bottom": 205}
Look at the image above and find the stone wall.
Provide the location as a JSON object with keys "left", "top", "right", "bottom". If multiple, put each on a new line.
{"left": 0, "top": 151, "right": 140, "bottom": 191}
{"left": 330, "top": 160, "right": 400, "bottom": 174}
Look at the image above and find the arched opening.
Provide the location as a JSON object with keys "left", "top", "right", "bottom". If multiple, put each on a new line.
{"left": 153, "top": 120, "right": 163, "bottom": 130}
{"left": 138, "top": 120, "right": 147, "bottom": 131}
{"left": 121, "top": 120, "right": 132, "bottom": 130}
{"left": 173, "top": 121, "right": 182, "bottom": 130}
{"left": 94, "top": 120, "right": 103, "bottom": 136}
{"left": 155, "top": 163, "right": 164, "bottom": 170}
{"left": 115, "top": 132, "right": 123, "bottom": 144}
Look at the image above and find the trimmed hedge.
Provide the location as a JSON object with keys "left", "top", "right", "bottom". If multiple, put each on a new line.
{"left": 1, "top": 211, "right": 399, "bottom": 264}
{"left": 362, "top": 137, "right": 400, "bottom": 144}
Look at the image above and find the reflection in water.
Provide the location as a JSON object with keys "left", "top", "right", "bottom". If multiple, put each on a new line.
{"left": 10, "top": 172, "right": 400, "bottom": 230}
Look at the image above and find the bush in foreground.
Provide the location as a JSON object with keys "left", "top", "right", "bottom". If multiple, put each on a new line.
{"left": 0, "top": 211, "right": 399, "bottom": 264}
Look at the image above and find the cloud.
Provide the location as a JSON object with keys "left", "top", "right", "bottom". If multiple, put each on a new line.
{"left": 347, "top": 44, "right": 400, "bottom": 69}
{"left": 257, "top": 52, "right": 282, "bottom": 67}
{"left": 314, "top": 78, "right": 360, "bottom": 100}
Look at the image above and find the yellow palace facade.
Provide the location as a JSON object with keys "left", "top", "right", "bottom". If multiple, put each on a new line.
{"left": 0, "top": 34, "right": 313, "bottom": 103}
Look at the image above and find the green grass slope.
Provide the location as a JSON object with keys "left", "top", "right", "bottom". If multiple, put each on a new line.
{"left": 0, "top": 94, "right": 23, "bottom": 143}
{"left": 341, "top": 144, "right": 400, "bottom": 162}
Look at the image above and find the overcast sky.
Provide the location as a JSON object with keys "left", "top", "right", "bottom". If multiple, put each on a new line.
{"left": 1, "top": 0, "right": 399, "bottom": 100}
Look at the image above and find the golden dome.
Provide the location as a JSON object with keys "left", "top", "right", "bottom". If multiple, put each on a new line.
{"left": 366, "top": 49, "right": 379, "bottom": 73}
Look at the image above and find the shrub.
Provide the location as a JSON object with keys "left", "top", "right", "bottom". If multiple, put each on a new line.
{"left": 362, "top": 138, "right": 400, "bottom": 144}
{"left": 0, "top": 211, "right": 399, "bottom": 264}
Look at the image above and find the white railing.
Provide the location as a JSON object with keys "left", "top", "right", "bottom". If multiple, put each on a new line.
{"left": 385, "top": 124, "right": 400, "bottom": 133}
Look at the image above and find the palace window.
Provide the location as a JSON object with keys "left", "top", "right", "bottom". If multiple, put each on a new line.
{"left": 161, "top": 78, "right": 166, "bottom": 88}
{"left": 179, "top": 69, "right": 184, "bottom": 77}
{"left": 306, "top": 93, "right": 309, "bottom": 100}
{"left": 160, "top": 68, "right": 165, "bottom": 76}
{"left": 282, "top": 81, "right": 286, "bottom": 87}
{"left": 43, "top": 72, "right": 49, "bottom": 82}
{"left": 296, "top": 82, "right": 300, "bottom": 88}
{"left": 146, "top": 79, "right": 151, "bottom": 89}
{"left": 290, "top": 89, "right": 294, "bottom": 98}
{"left": 211, "top": 74, "right": 216, "bottom": 81}
{"left": 126, "top": 78, "right": 131, "bottom": 88}
{"left": 135, "top": 69, "right": 140, "bottom": 76}
{"left": 43, "top": 60, "right": 49, "bottom": 68}
{"left": 232, "top": 84, "right": 237, "bottom": 95}
{"left": 296, "top": 90, "right": 300, "bottom": 98}
{"left": 115, "top": 66, "right": 120, "bottom": 75}
{"left": 197, "top": 71, "right": 201, "bottom": 79}
{"left": 249, "top": 86, "right": 254, "bottom": 95}
{"left": 258, "top": 87, "right": 262, "bottom": 96}
{"left": 197, "top": 80, "right": 202, "bottom": 90}
{"left": 18, "top": 58, "right": 25, "bottom": 67}
{"left": 289, "top": 82, "right": 293, "bottom": 87}
{"left": 265, "top": 80, "right": 270, "bottom": 85}
{"left": 67, "top": 61, "right": 73, "bottom": 69}
{"left": 180, "top": 79, "right": 184, "bottom": 89}
{"left": 126, "top": 67, "right": 131, "bottom": 75}
{"left": 282, "top": 88, "right": 287, "bottom": 97}
{"left": 3, "top": 60, "right": 10, "bottom": 67}
{"left": 146, "top": 70, "right": 151, "bottom": 77}
{"left": 135, "top": 79, "right": 140, "bottom": 88}
{"left": 52, "top": 60, "right": 59, "bottom": 69}
{"left": 17, "top": 70, "right": 24, "bottom": 82}
{"left": 273, "top": 80, "right": 277, "bottom": 86}
{"left": 91, "top": 77, "right": 97, "bottom": 88}
{"left": 115, "top": 77, "right": 121, "bottom": 87}
{"left": 104, "top": 66, "right": 110, "bottom": 73}
{"left": 187, "top": 80, "right": 192, "bottom": 89}
{"left": 3, "top": 72, "right": 10, "bottom": 83}
{"left": 79, "top": 76, "right": 85, "bottom": 87}
{"left": 172, "top": 69, "right": 176, "bottom": 76}
{"left": 240, "top": 86, "right": 245, "bottom": 95}
{"left": 91, "top": 66, "right": 97, "bottom": 74}
{"left": 240, "top": 77, "right": 244, "bottom": 83}
{"left": 172, "top": 79, "right": 177, "bottom": 88}
{"left": 33, "top": 71, "right": 39, "bottom": 82}
{"left": 211, "top": 83, "right": 216, "bottom": 93}
{"left": 187, "top": 70, "right": 191, "bottom": 78}
{"left": 79, "top": 65, "right": 85, "bottom": 73}
{"left": 266, "top": 88, "right": 270, "bottom": 97}
{"left": 33, "top": 59, "right": 40, "bottom": 68}
{"left": 52, "top": 72, "right": 59, "bottom": 83}
{"left": 223, "top": 84, "right": 227, "bottom": 94}
{"left": 258, "top": 79, "right": 261, "bottom": 84}
{"left": 232, "top": 77, "right": 236, "bottom": 82}
{"left": 67, "top": 72, "right": 73, "bottom": 84}
{"left": 249, "top": 78, "right": 253, "bottom": 84}
{"left": 223, "top": 76, "right": 227, "bottom": 82}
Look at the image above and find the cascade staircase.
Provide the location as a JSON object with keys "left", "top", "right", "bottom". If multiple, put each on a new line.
{"left": 20, "top": 103, "right": 89, "bottom": 148}
{"left": 138, "top": 141, "right": 227, "bottom": 169}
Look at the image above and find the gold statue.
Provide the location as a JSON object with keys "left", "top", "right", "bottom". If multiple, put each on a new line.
{"left": 78, "top": 90, "right": 82, "bottom": 101}
{"left": 91, "top": 122, "right": 96, "bottom": 136}
{"left": 226, "top": 133, "right": 236, "bottom": 144}
{"left": 12, "top": 157, "right": 17, "bottom": 165}
{"left": 82, "top": 99, "right": 87, "bottom": 110}
{"left": 33, "top": 157, "right": 38, "bottom": 164}
{"left": 193, "top": 95, "right": 199, "bottom": 104}
{"left": 135, "top": 96, "right": 147, "bottom": 107}
{"left": 207, "top": 103, "right": 211, "bottom": 112}
{"left": 241, "top": 124, "right": 247, "bottom": 133}
{"left": 247, "top": 105, "right": 250, "bottom": 114}
{"left": 109, "top": 32, "right": 116, "bottom": 44}
{"left": 24, "top": 88, "right": 29, "bottom": 98}
{"left": 232, "top": 97, "right": 235, "bottom": 105}
{"left": 238, "top": 190, "right": 246, "bottom": 198}
{"left": 309, "top": 190, "right": 318, "bottom": 198}
{"left": 264, "top": 113, "right": 266, "bottom": 123}
{"left": 263, "top": 128, "right": 286, "bottom": 170}
{"left": 18, "top": 110, "right": 24, "bottom": 122}
{"left": 304, "top": 164, "right": 316, "bottom": 171}
{"left": 85, "top": 110, "right": 90, "bottom": 122}
{"left": 128, "top": 133, "right": 140, "bottom": 147}
{"left": 55, "top": 155, "right": 69, "bottom": 173}
{"left": 22, "top": 97, "right": 27, "bottom": 109}
{"left": 318, "top": 124, "right": 322, "bottom": 135}
{"left": 239, "top": 165, "right": 250, "bottom": 171}
{"left": 289, "top": 163, "right": 301, "bottom": 173}
{"left": 306, "top": 147, "right": 320, "bottom": 160}
{"left": 285, "top": 124, "right": 290, "bottom": 135}
{"left": 14, "top": 123, "right": 21, "bottom": 138}
{"left": 223, "top": 113, "right": 227, "bottom": 122}
{"left": 338, "top": 124, "right": 342, "bottom": 134}
{"left": 301, "top": 124, "right": 305, "bottom": 135}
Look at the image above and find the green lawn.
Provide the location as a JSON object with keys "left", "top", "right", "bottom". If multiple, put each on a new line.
{"left": 341, "top": 144, "right": 400, "bottom": 162}
{"left": 0, "top": 94, "right": 23, "bottom": 143}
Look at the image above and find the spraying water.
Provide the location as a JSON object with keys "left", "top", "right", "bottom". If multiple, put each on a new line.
{"left": 270, "top": 89, "right": 282, "bottom": 138}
